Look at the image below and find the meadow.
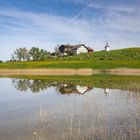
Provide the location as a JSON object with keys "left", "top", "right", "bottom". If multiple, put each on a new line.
{"left": 0, "top": 47, "right": 140, "bottom": 69}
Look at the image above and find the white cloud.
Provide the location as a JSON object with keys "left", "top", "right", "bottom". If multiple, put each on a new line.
{"left": 0, "top": 4, "right": 140, "bottom": 60}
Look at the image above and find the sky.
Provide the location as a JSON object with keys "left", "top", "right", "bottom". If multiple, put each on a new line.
{"left": 0, "top": 0, "right": 140, "bottom": 60}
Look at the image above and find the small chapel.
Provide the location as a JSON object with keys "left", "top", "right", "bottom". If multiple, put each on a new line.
{"left": 105, "top": 42, "right": 110, "bottom": 51}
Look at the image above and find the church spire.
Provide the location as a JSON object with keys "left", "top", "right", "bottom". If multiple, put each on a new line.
{"left": 106, "top": 42, "right": 108, "bottom": 46}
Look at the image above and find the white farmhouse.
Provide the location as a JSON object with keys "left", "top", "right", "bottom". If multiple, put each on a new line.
{"left": 105, "top": 42, "right": 110, "bottom": 51}
{"left": 59, "top": 44, "right": 93, "bottom": 55}
{"left": 75, "top": 45, "right": 88, "bottom": 54}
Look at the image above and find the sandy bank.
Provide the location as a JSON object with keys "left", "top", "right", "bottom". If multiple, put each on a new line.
{"left": 0, "top": 68, "right": 140, "bottom": 76}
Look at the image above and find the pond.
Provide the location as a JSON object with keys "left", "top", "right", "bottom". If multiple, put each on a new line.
{"left": 0, "top": 76, "right": 140, "bottom": 140}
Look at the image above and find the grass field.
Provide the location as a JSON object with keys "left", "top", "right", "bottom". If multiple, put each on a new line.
{"left": 0, "top": 47, "right": 140, "bottom": 69}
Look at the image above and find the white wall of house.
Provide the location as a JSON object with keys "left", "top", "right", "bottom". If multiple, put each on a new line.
{"left": 76, "top": 46, "right": 88, "bottom": 54}
{"left": 105, "top": 46, "right": 110, "bottom": 51}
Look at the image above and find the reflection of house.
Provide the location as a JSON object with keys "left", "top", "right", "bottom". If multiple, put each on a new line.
{"left": 59, "top": 84, "right": 93, "bottom": 95}
{"left": 105, "top": 42, "right": 110, "bottom": 52}
{"left": 76, "top": 85, "right": 88, "bottom": 94}
{"left": 59, "top": 44, "right": 93, "bottom": 55}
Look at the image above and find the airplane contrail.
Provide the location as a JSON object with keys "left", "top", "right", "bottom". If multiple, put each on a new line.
{"left": 66, "top": 2, "right": 94, "bottom": 24}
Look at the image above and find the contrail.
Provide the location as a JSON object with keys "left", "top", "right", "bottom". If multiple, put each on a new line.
{"left": 66, "top": 2, "right": 94, "bottom": 24}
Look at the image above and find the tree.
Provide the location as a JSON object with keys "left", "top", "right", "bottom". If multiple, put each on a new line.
{"left": 29, "top": 47, "right": 50, "bottom": 61}
{"left": 53, "top": 44, "right": 62, "bottom": 57}
{"left": 39, "top": 49, "right": 50, "bottom": 61}
{"left": 54, "top": 44, "right": 61, "bottom": 53}
{"left": 29, "top": 47, "right": 40, "bottom": 61}
{"left": 11, "top": 47, "right": 30, "bottom": 61}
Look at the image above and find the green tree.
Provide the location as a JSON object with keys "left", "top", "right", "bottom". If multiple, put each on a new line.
{"left": 12, "top": 47, "right": 30, "bottom": 61}
{"left": 39, "top": 49, "right": 49, "bottom": 61}
{"left": 29, "top": 47, "right": 40, "bottom": 61}
{"left": 30, "top": 47, "right": 50, "bottom": 61}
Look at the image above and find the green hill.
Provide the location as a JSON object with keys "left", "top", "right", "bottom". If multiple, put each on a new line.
{"left": 0, "top": 47, "right": 140, "bottom": 69}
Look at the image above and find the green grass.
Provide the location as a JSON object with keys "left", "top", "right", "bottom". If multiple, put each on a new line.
{"left": 0, "top": 47, "right": 140, "bottom": 69}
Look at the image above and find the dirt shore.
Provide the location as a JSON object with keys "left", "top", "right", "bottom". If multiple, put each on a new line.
{"left": 105, "top": 68, "right": 140, "bottom": 75}
{"left": 0, "top": 68, "right": 140, "bottom": 76}
{"left": 0, "top": 69, "right": 96, "bottom": 76}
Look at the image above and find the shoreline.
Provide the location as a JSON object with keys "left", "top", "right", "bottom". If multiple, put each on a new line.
{"left": 0, "top": 68, "right": 140, "bottom": 76}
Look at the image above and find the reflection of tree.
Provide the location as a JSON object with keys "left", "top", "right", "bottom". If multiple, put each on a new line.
{"left": 11, "top": 79, "right": 93, "bottom": 94}
{"left": 11, "top": 78, "right": 140, "bottom": 96}
{"left": 12, "top": 79, "right": 52, "bottom": 93}
{"left": 12, "top": 78, "right": 30, "bottom": 92}
{"left": 29, "top": 80, "right": 50, "bottom": 93}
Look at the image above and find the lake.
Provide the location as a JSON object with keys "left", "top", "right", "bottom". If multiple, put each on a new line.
{"left": 0, "top": 76, "right": 140, "bottom": 140}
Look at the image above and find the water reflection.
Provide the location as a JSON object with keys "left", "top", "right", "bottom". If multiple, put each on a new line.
{"left": 11, "top": 77, "right": 140, "bottom": 96}
{"left": 104, "top": 88, "right": 110, "bottom": 96}
{"left": 12, "top": 78, "right": 93, "bottom": 95}
{"left": 12, "top": 79, "right": 53, "bottom": 93}
{"left": 58, "top": 84, "right": 93, "bottom": 95}
{"left": 0, "top": 77, "right": 140, "bottom": 139}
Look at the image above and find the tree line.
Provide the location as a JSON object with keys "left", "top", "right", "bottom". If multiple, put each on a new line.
{"left": 0, "top": 44, "right": 74, "bottom": 63}
{"left": 11, "top": 46, "right": 60, "bottom": 61}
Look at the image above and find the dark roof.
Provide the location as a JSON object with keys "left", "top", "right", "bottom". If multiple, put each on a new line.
{"left": 60, "top": 44, "right": 93, "bottom": 51}
{"left": 87, "top": 47, "right": 93, "bottom": 51}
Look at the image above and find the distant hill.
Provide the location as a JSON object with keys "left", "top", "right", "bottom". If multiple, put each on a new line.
{"left": 0, "top": 47, "right": 140, "bottom": 69}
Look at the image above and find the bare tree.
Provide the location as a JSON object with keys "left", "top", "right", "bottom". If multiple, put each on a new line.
{"left": 54, "top": 44, "right": 61, "bottom": 53}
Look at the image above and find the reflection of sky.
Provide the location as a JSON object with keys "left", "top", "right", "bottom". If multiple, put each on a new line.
{"left": 0, "top": 0, "right": 140, "bottom": 60}
{"left": 0, "top": 78, "right": 139, "bottom": 139}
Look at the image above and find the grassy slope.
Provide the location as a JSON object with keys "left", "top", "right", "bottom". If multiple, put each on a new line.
{"left": 0, "top": 47, "right": 140, "bottom": 69}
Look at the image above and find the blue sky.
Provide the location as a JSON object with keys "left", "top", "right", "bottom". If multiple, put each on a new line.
{"left": 0, "top": 0, "right": 140, "bottom": 60}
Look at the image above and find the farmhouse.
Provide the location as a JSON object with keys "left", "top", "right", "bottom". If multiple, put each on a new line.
{"left": 59, "top": 44, "right": 93, "bottom": 55}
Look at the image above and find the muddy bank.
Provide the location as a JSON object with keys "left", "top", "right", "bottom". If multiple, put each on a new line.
{"left": 0, "top": 68, "right": 140, "bottom": 76}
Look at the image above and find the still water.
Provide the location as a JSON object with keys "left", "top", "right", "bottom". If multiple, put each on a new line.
{"left": 0, "top": 77, "right": 140, "bottom": 140}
